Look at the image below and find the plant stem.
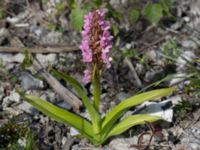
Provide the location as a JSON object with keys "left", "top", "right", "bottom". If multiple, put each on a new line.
{"left": 93, "top": 68, "right": 101, "bottom": 112}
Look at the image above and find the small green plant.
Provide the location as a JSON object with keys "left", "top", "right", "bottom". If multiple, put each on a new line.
{"left": 128, "top": 0, "right": 172, "bottom": 25}
{"left": 0, "top": 8, "right": 5, "bottom": 19}
{"left": 55, "top": 2, "right": 66, "bottom": 15}
{"left": 160, "top": 38, "right": 183, "bottom": 60}
{"left": 19, "top": 9, "right": 175, "bottom": 146}
{"left": 21, "top": 48, "right": 33, "bottom": 69}
{"left": 0, "top": 121, "right": 35, "bottom": 150}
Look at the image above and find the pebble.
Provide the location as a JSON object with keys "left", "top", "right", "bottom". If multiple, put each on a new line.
{"left": 181, "top": 40, "right": 198, "bottom": 49}
{"left": 36, "top": 53, "right": 57, "bottom": 68}
{"left": 134, "top": 100, "right": 173, "bottom": 122}
{"left": 19, "top": 72, "right": 44, "bottom": 90}
{"left": 56, "top": 101, "right": 72, "bottom": 110}
{"left": 17, "top": 138, "right": 27, "bottom": 147}
{"left": 2, "top": 90, "right": 20, "bottom": 107}
{"left": 116, "top": 92, "right": 131, "bottom": 102}
{"left": 0, "top": 53, "right": 24, "bottom": 64}
{"left": 176, "top": 51, "right": 196, "bottom": 71}
{"left": 17, "top": 101, "right": 39, "bottom": 114}
{"left": 109, "top": 137, "right": 138, "bottom": 150}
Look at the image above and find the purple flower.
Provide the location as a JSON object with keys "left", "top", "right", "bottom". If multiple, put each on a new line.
{"left": 83, "top": 68, "right": 92, "bottom": 84}
{"left": 80, "top": 9, "right": 113, "bottom": 84}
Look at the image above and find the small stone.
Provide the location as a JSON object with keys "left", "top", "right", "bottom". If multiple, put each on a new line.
{"left": 144, "top": 69, "right": 165, "bottom": 83}
{"left": 3, "top": 107, "right": 22, "bottom": 117}
{"left": 36, "top": 53, "right": 57, "bottom": 68}
{"left": 135, "top": 63, "right": 144, "bottom": 75}
{"left": 116, "top": 92, "right": 131, "bottom": 102}
{"left": 125, "top": 43, "right": 132, "bottom": 49}
{"left": 2, "top": 90, "right": 20, "bottom": 107}
{"left": 17, "top": 101, "right": 39, "bottom": 114}
{"left": 109, "top": 137, "right": 138, "bottom": 150}
{"left": 0, "top": 53, "right": 24, "bottom": 64}
{"left": 18, "top": 138, "right": 27, "bottom": 147}
{"left": 177, "top": 51, "right": 195, "bottom": 70}
{"left": 146, "top": 50, "right": 158, "bottom": 61}
{"left": 19, "top": 72, "right": 44, "bottom": 90}
{"left": 56, "top": 101, "right": 72, "bottom": 110}
{"left": 70, "top": 127, "right": 79, "bottom": 136}
{"left": 134, "top": 100, "right": 173, "bottom": 122}
{"left": 61, "top": 136, "right": 67, "bottom": 146}
{"left": 181, "top": 40, "right": 198, "bottom": 49}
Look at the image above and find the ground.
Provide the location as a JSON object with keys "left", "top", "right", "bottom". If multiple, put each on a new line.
{"left": 0, "top": 0, "right": 200, "bottom": 150}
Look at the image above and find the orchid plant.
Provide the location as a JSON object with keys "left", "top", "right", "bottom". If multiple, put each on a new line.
{"left": 19, "top": 9, "right": 175, "bottom": 146}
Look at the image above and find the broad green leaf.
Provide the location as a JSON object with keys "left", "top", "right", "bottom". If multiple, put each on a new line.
{"left": 51, "top": 69, "right": 84, "bottom": 91}
{"left": 51, "top": 69, "right": 101, "bottom": 134}
{"left": 70, "top": 8, "right": 87, "bottom": 31}
{"left": 144, "top": 3, "right": 163, "bottom": 23}
{"left": 107, "top": 115, "right": 160, "bottom": 138}
{"left": 19, "top": 92, "right": 98, "bottom": 143}
{"left": 101, "top": 87, "right": 175, "bottom": 138}
{"left": 130, "top": 9, "right": 140, "bottom": 23}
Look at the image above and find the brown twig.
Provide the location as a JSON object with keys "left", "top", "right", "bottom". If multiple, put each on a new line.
{"left": 0, "top": 46, "right": 79, "bottom": 53}
{"left": 130, "top": 122, "right": 163, "bottom": 150}
{"left": 124, "top": 57, "right": 143, "bottom": 88}
{"left": 32, "top": 59, "right": 82, "bottom": 110}
{"left": 139, "top": 36, "right": 166, "bottom": 52}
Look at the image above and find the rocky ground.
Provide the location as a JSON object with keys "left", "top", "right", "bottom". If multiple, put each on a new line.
{"left": 0, "top": 0, "right": 200, "bottom": 150}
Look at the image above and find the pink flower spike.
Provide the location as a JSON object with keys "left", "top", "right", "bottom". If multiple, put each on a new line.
{"left": 80, "top": 9, "right": 113, "bottom": 83}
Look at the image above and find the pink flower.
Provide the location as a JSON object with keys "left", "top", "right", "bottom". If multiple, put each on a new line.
{"left": 83, "top": 68, "right": 92, "bottom": 84}
{"left": 80, "top": 9, "right": 113, "bottom": 84}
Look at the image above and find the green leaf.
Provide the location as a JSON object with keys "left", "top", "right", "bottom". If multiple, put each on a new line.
{"left": 92, "top": 0, "right": 102, "bottom": 7}
{"left": 107, "top": 115, "right": 160, "bottom": 138}
{"left": 55, "top": 3, "right": 66, "bottom": 15}
{"left": 160, "top": 0, "right": 172, "bottom": 15}
{"left": 130, "top": 9, "right": 140, "bottom": 23}
{"left": 51, "top": 69, "right": 101, "bottom": 134}
{"left": 101, "top": 87, "right": 175, "bottom": 138}
{"left": 19, "top": 92, "right": 97, "bottom": 143}
{"left": 144, "top": 3, "right": 163, "bottom": 23}
{"left": 69, "top": 0, "right": 78, "bottom": 9}
{"left": 51, "top": 69, "right": 84, "bottom": 92}
{"left": 21, "top": 48, "right": 33, "bottom": 69}
{"left": 70, "top": 8, "right": 87, "bottom": 31}
{"left": 112, "top": 24, "right": 119, "bottom": 36}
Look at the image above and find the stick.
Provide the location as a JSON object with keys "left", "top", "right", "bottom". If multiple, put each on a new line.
{"left": 32, "top": 59, "right": 82, "bottom": 110}
{"left": 124, "top": 57, "right": 143, "bottom": 88}
{"left": 0, "top": 46, "right": 79, "bottom": 53}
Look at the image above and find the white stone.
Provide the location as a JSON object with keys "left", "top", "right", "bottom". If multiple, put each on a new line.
{"left": 2, "top": 90, "right": 20, "bottom": 107}
{"left": 177, "top": 51, "right": 196, "bottom": 70}
{"left": 36, "top": 53, "right": 57, "bottom": 68}
{"left": 70, "top": 127, "right": 80, "bottom": 136}
{"left": 109, "top": 137, "right": 138, "bottom": 150}
{"left": 134, "top": 100, "right": 174, "bottom": 122}
{"left": 18, "top": 138, "right": 27, "bottom": 147}
{"left": 181, "top": 40, "right": 198, "bottom": 49}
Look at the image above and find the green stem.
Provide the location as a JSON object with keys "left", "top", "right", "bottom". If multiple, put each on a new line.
{"left": 92, "top": 67, "right": 101, "bottom": 112}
